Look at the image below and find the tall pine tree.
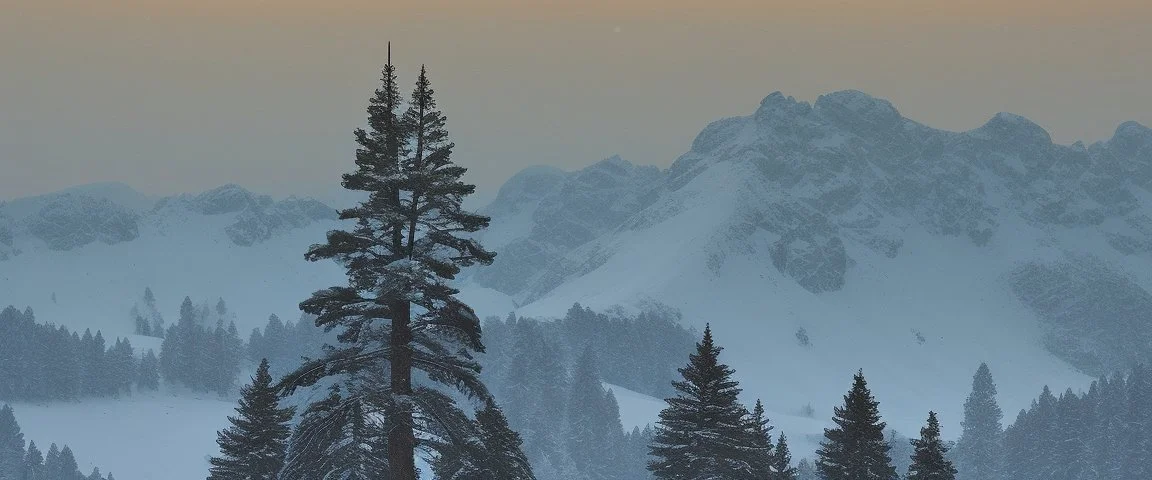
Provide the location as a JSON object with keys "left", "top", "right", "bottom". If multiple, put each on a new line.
{"left": 23, "top": 440, "right": 43, "bottom": 480}
{"left": 137, "top": 349, "right": 160, "bottom": 391}
{"left": 774, "top": 433, "right": 797, "bottom": 480}
{"left": 0, "top": 405, "right": 25, "bottom": 480}
{"left": 278, "top": 47, "right": 497, "bottom": 480}
{"left": 816, "top": 370, "right": 897, "bottom": 480}
{"left": 746, "top": 399, "right": 777, "bottom": 479}
{"left": 907, "top": 411, "right": 957, "bottom": 480}
{"left": 954, "top": 363, "right": 1003, "bottom": 480}
{"left": 648, "top": 325, "right": 758, "bottom": 479}
{"left": 208, "top": 359, "right": 294, "bottom": 480}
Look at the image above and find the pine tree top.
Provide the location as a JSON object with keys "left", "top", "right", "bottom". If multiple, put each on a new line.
{"left": 817, "top": 370, "right": 897, "bottom": 480}
{"left": 907, "top": 411, "right": 957, "bottom": 480}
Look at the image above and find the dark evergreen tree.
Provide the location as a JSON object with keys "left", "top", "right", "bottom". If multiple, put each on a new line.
{"left": 208, "top": 359, "right": 295, "bottom": 480}
{"left": 816, "top": 370, "right": 897, "bottom": 480}
{"left": 43, "top": 444, "right": 60, "bottom": 480}
{"left": 432, "top": 399, "right": 535, "bottom": 480}
{"left": 955, "top": 363, "right": 1003, "bottom": 480}
{"left": 565, "top": 347, "right": 625, "bottom": 480}
{"left": 137, "top": 350, "right": 160, "bottom": 391}
{"left": 277, "top": 50, "right": 497, "bottom": 480}
{"left": 745, "top": 400, "right": 776, "bottom": 479}
{"left": 775, "top": 433, "right": 798, "bottom": 480}
{"left": 134, "top": 316, "right": 151, "bottom": 337}
{"left": 108, "top": 339, "right": 136, "bottom": 396}
{"left": 907, "top": 412, "right": 957, "bottom": 480}
{"left": 24, "top": 440, "right": 44, "bottom": 480}
{"left": 1121, "top": 363, "right": 1150, "bottom": 480}
{"left": 58, "top": 446, "right": 80, "bottom": 480}
{"left": 0, "top": 405, "right": 25, "bottom": 480}
{"left": 649, "top": 325, "right": 757, "bottom": 479}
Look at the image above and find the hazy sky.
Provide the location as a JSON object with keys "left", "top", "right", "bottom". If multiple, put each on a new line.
{"left": 2, "top": 0, "right": 1150, "bottom": 200}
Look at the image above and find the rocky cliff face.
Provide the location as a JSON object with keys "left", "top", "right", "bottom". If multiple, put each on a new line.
{"left": 24, "top": 194, "right": 141, "bottom": 251}
{"left": 1, "top": 184, "right": 338, "bottom": 253}
{"left": 474, "top": 90, "right": 1152, "bottom": 375}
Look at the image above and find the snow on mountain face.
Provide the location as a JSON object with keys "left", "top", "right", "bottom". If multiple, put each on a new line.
{"left": 465, "top": 90, "right": 1152, "bottom": 441}
{"left": 23, "top": 194, "right": 142, "bottom": 251}
{"left": 153, "top": 184, "right": 338, "bottom": 246}
{"left": 0, "top": 183, "right": 345, "bottom": 340}
{"left": 0, "top": 183, "right": 339, "bottom": 257}
{"left": 472, "top": 156, "right": 662, "bottom": 301}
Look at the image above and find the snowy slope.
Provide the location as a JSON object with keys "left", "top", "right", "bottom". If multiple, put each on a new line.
{"left": 461, "top": 90, "right": 1152, "bottom": 450}
{"left": 11, "top": 392, "right": 235, "bottom": 480}
{"left": 0, "top": 185, "right": 345, "bottom": 339}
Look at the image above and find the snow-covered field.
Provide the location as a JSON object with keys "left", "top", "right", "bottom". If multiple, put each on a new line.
{"left": 11, "top": 392, "right": 235, "bottom": 479}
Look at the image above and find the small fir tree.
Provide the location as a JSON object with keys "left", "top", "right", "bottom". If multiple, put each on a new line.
{"left": 208, "top": 359, "right": 295, "bottom": 480}
{"left": 816, "top": 370, "right": 897, "bottom": 480}
{"left": 907, "top": 412, "right": 957, "bottom": 480}
{"left": 649, "top": 325, "right": 757, "bottom": 479}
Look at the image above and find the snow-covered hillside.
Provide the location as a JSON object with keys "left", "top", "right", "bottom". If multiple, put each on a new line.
{"left": 0, "top": 184, "right": 344, "bottom": 339}
{"left": 2, "top": 90, "right": 1151, "bottom": 474}
{"left": 464, "top": 90, "right": 1152, "bottom": 442}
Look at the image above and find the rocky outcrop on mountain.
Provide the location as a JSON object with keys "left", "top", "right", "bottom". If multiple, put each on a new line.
{"left": 0, "top": 183, "right": 337, "bottom": 253}
{"left": 24, "top": 194, "right": 140, "bottom": 250}
{"left": 155, "top": 185, "right": 337, "bottom": 246}
{"left": 475, "top": 156, "right": 661, "bottom": 298}
{"left": 475, "top": 90, "right": 1152, "bottom": 374}
{"left": 481, "top": 90, "right": 1152, "bottom": 298}
{"left": 154, "top": 184, "right": 266, "bottom": 215}
{"left": 224, "top": 197, "right": 337, "bottom": 246}
{"left": 1011, "top": 257, "right": 1152, "bottom": 375}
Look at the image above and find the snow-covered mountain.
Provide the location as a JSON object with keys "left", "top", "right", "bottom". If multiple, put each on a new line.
{"left": 3, "top": 89, "right": 1151, "bottom": 476}
{"left": 0, "top": 183, "right": 343, "bottom": 339}
{"left": 467, "top": 90, "right": 1152, "bottom": 440}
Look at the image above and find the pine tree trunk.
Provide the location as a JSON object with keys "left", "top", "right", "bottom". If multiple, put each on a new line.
{"left": 389, "top": 299, "right": 417, "bottom": 480}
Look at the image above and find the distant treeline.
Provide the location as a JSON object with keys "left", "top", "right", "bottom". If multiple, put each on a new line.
{"left": 473, "top": 304, "right": 696, "bottom": 480}
{"left": 482, "top": 303, "right": 697, "bottom": 399}
{"left": 0, "top": 306, "right": 154, "bottom": 402}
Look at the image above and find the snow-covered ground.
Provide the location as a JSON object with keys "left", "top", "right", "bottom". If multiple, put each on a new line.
{"left": 10, "top": 392, "right": 235, "bottom": 479}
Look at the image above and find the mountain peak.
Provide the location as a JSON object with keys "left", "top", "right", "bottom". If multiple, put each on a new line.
{"left": 975, "top": 112, "right": 1052, "bottom": 144}
{"left": 813, "top": 90, "right": 902, "bottom": 131}
{"left": 1104, "top": 121, "right": 1152, "bottom": 159}
{"left": 754, "top": 91, "right": 810, "bottom": 124}
{"left": 590, "top": 154, "right": 633, "bottom": 171}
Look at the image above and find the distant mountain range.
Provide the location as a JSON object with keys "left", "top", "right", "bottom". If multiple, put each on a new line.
{"left": 3, "top": 90, "right": 1151, "bottom": 442}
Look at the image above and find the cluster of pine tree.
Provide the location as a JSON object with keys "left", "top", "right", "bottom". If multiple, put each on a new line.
{"left": 246, "top": 313, "right": 329, "bottom": 379}
{"left": 484, "top": 305, "right": 696, "bottom": 398}
{"left": 648, "top": 325, "right": 795, "bottom": 480}
{"left": 477, "top": 309, "right": 694, "bottom": 480}
{"left": 158, "top": 297, "right": 243, "bottom": 395}
{"left": 0, "top": 405, "right": 114, "bottom": 480}
{"left": 1002, "top": 364, "right": 1152, "bottom": 480}
{"left": 0, "top": 306, "right": 156, "bottom": 402}
{"left": 130, "top": 287, "right": 165, "bottom": 338}
{"left": 649, "top": 326, "right": 965, "bottom": 480}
